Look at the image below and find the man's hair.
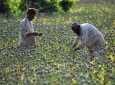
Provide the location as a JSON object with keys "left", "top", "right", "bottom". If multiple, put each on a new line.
{"left": 71, "top": 22, "right": 81, "bottom": 35}
{"left": 72, "top": 22, "right": 79, "bottom": 30}
{"left": 27, "top": 8, "right": 36, "bottom": 15}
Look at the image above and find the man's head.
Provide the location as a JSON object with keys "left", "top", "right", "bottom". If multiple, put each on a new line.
{"left": 71, "top": 22, "right": 81, "bottom": 35}
{"left": 27, "top": 8, "right": 36, "bottom": 21}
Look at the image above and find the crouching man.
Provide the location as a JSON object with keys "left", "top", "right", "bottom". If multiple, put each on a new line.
{"left": 71, "top": 22, "right": 105, "bottom": 58}
{"left": 18, "top": 8, "right": 43, "bottom": 47}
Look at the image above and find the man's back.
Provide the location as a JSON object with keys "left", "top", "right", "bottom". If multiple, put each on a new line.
{"left": 80, "top": 23, "right": 102, "bottom": 38}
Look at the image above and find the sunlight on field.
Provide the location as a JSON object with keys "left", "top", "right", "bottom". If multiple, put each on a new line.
{"left": 109, "top": 55, "right": 115, "bottom": 62}
{"left": 113, "top": 20, "right": 115, "bottom": 26}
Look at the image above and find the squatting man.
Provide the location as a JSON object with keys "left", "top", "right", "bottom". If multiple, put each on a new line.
{"left": 18, "top": 8, "right": 43, "bottom": 47}
{"left": 71, "top": 22, "right": 105, "bottom": 58}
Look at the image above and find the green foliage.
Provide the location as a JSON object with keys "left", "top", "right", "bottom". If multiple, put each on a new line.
{"left": 19, "top": 2, "right": 28, "bottom": 11}
{"left": 0, "top": 0, "right": 10, "bottom": 13}
{"left": 8, "top": 0, "right": 21, "bottom": 14}
{"left": 36, "top": 0, "right": 74, "bottom": 12}
{"left": 37, "top": 0, "right": 62, "bottom": 12}
{"left": 0, "top": 0, "right": 21, "bottom": 14}
{"left": 60, "top": 0, "right": 73, "bottom": 12}
{"left": 0, "top": 0, "right": 75, "bottom": 14}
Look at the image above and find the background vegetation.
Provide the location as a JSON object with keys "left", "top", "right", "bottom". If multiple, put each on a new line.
{"left": 0, "top": 0, "right": 115, "bottom": 85}
{"left": 0, "top": 0, "right": 76, "bottom": 14}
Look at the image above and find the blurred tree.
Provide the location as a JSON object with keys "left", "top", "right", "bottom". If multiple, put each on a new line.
{"left": 19, "top": 0, "right": 74, "bottom": 13}
{"left": 0, "top": 0, "right": 75, "bottom": 14}
{"left": 59, "top": 0, "right": 73, "bottom": 12}
{"left": 19, "top": 0, "right": 29, "bottom": 11}
{"left": 8, "top": 0, "right": 21, "bottom": 14}
{"left": 0, "top": 0, "right": 10, "bottom": 13}
{"left": 37, "top": 0, "right": 62, "bottom": 12}
{"left": 0, "top": 0, "right": 21, "bottom": 15}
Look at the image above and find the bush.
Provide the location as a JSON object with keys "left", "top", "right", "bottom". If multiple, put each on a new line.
{"left": 0, "top": 1, "right": 10, "bottom": 13}
{"left": 59, "top": 0, "right": 73, "bottom": 12}
{"left": 38, "top": 0, "right": 62, "bottom": 13}
{"left": 8, "top": 0, "right": 21, "bottom": 14}
{"left": 0, "top": 0, "right": 75, "bottom": 14}
{"left": 19, "top": 0, "right": 74, "bottom": 13}
{"left": 0, "top": 0, "right": 21, "bottom": 15}
{"left": 19, "top": 2, "right": 28, "bottom": 11}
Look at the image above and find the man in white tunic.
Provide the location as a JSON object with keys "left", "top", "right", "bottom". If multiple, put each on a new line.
{"left": 71, "top": 22, "right": 105, "bottom": 57}
{"left": 18, "top": 8, "right": 43, "bottom": 47}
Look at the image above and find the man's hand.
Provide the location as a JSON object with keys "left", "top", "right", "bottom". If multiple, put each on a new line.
{"left": 33, "top": 32, "right": 38, "bottom": 36}
{"left": 26, "top": 33, "right": 33, "bottom": 36}
{"left": 38, "top": 32, "right": 43, "bottom": 36}
{"left": 26, "top": 32, "right": 43, "bottom": 36}
{"left": 32, "top": 32, "right": 43, "bottom": 36}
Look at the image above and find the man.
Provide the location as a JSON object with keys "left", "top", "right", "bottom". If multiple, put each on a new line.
{"left": 18, "top": 8, "right": 43, "bottom": 47}
{"left": 71, "top": 22, "right": 105, "bottom": 57}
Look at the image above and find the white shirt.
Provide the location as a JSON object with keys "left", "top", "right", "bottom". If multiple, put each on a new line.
{"left": 18, "top": 17, "right": 36, "bottom": 47}
{"left": 73, "top": 23, "right": 104, "bottom": 49}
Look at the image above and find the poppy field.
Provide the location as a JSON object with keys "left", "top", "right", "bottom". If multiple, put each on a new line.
{"left": 0, "top": 2, "right": 115, "bottom": 85}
